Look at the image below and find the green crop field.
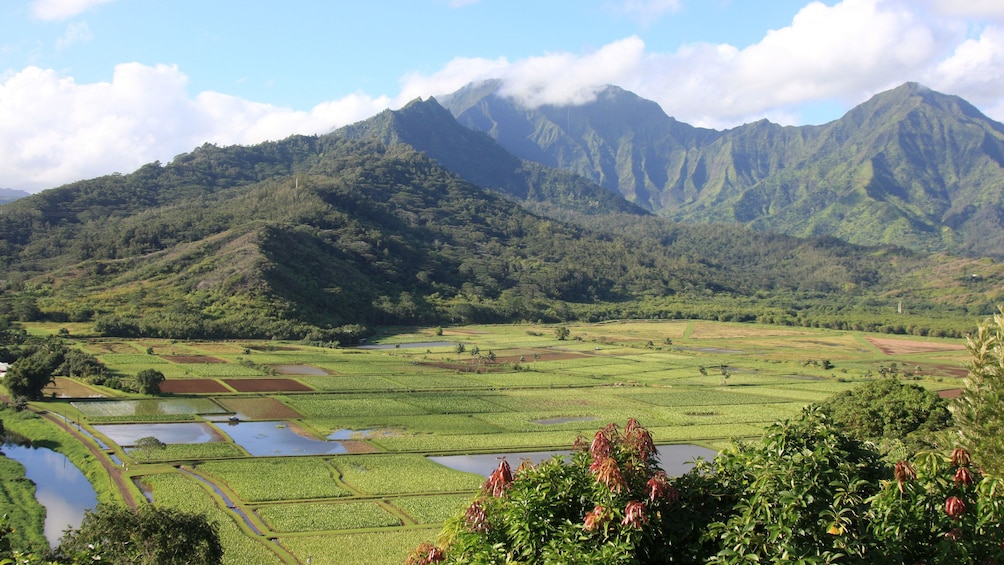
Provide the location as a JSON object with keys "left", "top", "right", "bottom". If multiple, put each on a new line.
{"left": 8, "top": 320, "right": 977, "bottom": 564}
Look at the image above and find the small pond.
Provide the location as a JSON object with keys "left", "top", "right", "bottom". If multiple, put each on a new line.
{"left": 430, "top": 444, "right": 716, "bottom": 477}
{"left": 1, "top": 439, "right": 98, "bottom": 547}
{"left": 222, "top": 421, "right": 348, "bottom": 456}
{"left": 94, "top": 422, "right": 223, "bottom": 446}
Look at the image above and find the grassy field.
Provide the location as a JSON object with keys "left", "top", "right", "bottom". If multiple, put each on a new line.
{"left": 7, "top": 320, "right": 976, "bottom": 564}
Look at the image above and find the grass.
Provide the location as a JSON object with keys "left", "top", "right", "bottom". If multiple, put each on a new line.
{"left": 389, "top": 494, "right": 473, "bottom": 524}
{"left": 331, "top": 454, "right": 484, "bottom": 495}
{"left": 12, "top": 320, "right": 977, "bottom": 564}
{"left": 278, "top": 528, "right": 437, "bottom": 565}
{"left": 0, "top": 456, "right": 49, "bottom": 552}
{"left": 130, "top": 442, "right": 248, "bottom": 462}
{"left": 143, "top": 472, "right": 287, "bottom": 565}
{"left": 197, "top": 458, "right": 350, "bottom": 502}
{"left": 256, "top": 501, "right": 402, "bottom": 532}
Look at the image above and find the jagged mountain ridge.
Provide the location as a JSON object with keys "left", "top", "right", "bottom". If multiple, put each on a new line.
{"left": 337, "top": 95, "right": 647, "bottom": 216}
{"left": 3, "top": 92, "right": 1003, "bottom": 340}
{"left": 438, "top": 81, "right": 1004, "bottom": 258}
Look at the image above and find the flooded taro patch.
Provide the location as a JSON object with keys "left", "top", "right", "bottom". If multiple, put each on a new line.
{"left": 214, "top": 397, "right": 302, "bottom": 420}
{"left": 94, "top": 422, "right": 225, "bottom": 446}
{"left": 220, "top": 421, "right": 350, "bottom": 456}
{"left": 72, "top": 398, "right": 228, "bottom": 418}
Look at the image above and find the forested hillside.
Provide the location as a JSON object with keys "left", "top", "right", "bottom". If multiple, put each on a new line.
{"left": 1, "top": 114, "right": 1001, "bottom": 341}
{"left": 440, "top": 82, "right": 1004, "bottom": 258}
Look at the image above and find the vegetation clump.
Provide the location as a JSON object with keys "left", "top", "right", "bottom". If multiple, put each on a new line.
{"left": 411, "top": 414, "right": 1004, "bottom": 564}
{"left": 815, "top": 378, "right": 953, "bottom": 457}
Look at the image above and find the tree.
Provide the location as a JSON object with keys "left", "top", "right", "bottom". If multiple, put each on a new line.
{"left": 4, "top": 341, "right": 64, "bottom": 400}
{"left": 56, "top": 349, "right": 105, "bottom": 380}
{"left": 555, "top": 326, "right": 570, "bottom": 340}
{"left": 816, "top": 378, "right": 953, "bottom": 457}
{"left": 954, "top": 306, "right": 1004, "bottom": 476}
{"left": 134, "top": 369, "right": 165, "bottom": 395}
{"left": 55, "top": 504, "right": 222, "bottom": 565}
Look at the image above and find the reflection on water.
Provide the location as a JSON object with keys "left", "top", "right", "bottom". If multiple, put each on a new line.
{"left": 1, "top": 440, "right": 97, "bottom": 547}
{"left": 222, "top": 421, "right": 348, "bottom": 456}
{"left": 94, "top": 422, "right": 222, "bottom": 446}
{"left": 430, "top": 444, "right": 716, "bottom": 477}
{"left": 327, "top": 428, "right": 375, "bottom": 440}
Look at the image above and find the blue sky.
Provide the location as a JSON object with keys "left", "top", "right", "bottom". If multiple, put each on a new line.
{"left": 3, "top": 0, "right": 1004, "bottom": 192}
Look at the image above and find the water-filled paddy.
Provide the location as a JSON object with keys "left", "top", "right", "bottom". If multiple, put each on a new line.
{"left": 221, "top": 421, "right": 348, "bottom": 456}
{"left": 429, "top": 444, "right": 716, "bottom": 477}
{"left": 95, "top": 422, "right": 223, "bottom": 446}
{"left": 72, "top": 398, "right": 227, "bottom": 417}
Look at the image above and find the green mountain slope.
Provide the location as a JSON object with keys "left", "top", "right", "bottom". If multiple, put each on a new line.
{"left": 339, "top": 96, "right": 646, "bottom": 215}
{"left": 2, "top": 118, "right": 1001, "bottom": 340}
{"left": 439, "top": 82, "right": 1004, "bottom": 258}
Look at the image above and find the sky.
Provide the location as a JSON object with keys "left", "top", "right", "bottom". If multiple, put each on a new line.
{"left": 3, "top": 0, "right": 1004, "bottom": 193}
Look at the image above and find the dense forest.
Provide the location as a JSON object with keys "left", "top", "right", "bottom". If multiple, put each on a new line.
{"left": 0, "top": 113, "right": 1002, "bottom": 341}
{"left": 441, "top": 82, "right": 1004, "bottom": 258}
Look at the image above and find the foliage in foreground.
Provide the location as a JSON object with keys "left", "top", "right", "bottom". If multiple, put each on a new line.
{"left": 55, "top": 504, "right": 223, "bottom": 565}
{"left": 410, "top": 415, "right": 1004, "bottom": 564}
{"left": 0, "top": 504, "right": 222, "bottom": 565}
{"left": 954, "top": 306, "right": 1004, "bottom": 476}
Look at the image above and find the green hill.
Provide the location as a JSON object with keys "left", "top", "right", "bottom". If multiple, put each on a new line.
{"left": 1, "top": 113, "right": 1001, "bottom": 340}
{"left": 439, "top": 82, "right": 1004, "bottom": 258}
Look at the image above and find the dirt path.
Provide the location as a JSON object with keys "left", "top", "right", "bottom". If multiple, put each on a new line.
{"left": 37, "top": 409, "right": 139, "bottom": 509}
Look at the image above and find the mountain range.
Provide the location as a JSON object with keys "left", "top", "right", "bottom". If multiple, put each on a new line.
{"left": 0, "top": 82, "right": 1001, "bottom": 340}
{"left": 438, "top": 81, "right": 1004, "bottom": 258}
{"left": 0, "top": 189, "right": 29, "bottom": 205}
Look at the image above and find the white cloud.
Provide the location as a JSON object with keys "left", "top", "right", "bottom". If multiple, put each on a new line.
{"left": 8, "top": 0, "right": 1004, "bottom": 192}
{"left": 31, "top": 0, "right": 115, "bottom": 21}
{"left": 0, "top": 64, "right": 390, "bottom": 192}
{"left": 927, "top": 0, "right": 1004, "bottom": 20}
{"left": 403, "top": 0, "right": 1001, "bottom": 128}
{"left": 55, "top": 21, "right": 93, "bottom": 51}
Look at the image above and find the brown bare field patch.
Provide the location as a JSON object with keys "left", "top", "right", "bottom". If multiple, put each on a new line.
{"left": 43, "top": 377, "right": 105, "bottom": 398}
{"left": 921, "top": 363, "right": 968, "bottom": 378}
{"left": 216, "top": 398, "right": 302, "bottom": 419}
{"left": 938, "top": 388, "right": 963, "bottom": 399}
{"left": 159, "top": 379, "right": 230, "bottom": 394}
{"left": 866, "top": 337, "right": 966, "bottom": 356}
{"left": 223, "top": 378, "right": 313, "bottom": 392}
{"left": 164, "top": 355, "right": 225, "bottom": 364}
{"left": 341, "top": 440, "right": 379, "bottom": 454}
{"left": 492, "top": 348, "right": 589, "bottom": 364}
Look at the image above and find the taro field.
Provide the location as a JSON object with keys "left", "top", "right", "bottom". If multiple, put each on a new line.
{"left": 29, "top": 321, "right": 973, "bottom": 564}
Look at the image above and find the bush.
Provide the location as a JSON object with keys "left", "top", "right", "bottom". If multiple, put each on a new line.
{"left": 411, "top": 419, "right": 681, "bottom": 564}
{"left": 412, "top": 414, "right": 1004, "bottom": 564}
